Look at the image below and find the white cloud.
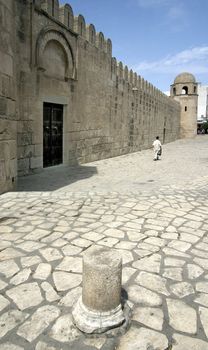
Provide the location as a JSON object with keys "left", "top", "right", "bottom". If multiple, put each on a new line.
{"left": 134, "top": 46, "right": 208, "bottom": 75}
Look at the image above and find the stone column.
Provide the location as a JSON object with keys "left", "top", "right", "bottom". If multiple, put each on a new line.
{"left": 72, "top": 246, "right": 125, "bottom": 333}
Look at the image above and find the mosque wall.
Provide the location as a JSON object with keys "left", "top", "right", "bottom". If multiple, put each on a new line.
{"left": 0, "top": 0, "right": 181, "bottom": 192}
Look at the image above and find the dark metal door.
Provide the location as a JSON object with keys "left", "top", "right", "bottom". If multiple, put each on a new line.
{"left": 43, "top": 103, "right": 63, "bottom": 168}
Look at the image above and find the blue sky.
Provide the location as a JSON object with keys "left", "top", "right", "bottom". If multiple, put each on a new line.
{"left": 61, "top": 0, "right": 208, "bottom": 92}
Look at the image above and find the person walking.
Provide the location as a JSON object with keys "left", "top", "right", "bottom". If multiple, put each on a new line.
{"left": 152, "top": 136, "right": 162, "bottom": 161}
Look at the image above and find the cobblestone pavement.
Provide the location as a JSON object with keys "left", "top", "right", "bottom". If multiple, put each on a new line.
{"left": 0, "top": 136, "right": 208, "bottom": 349}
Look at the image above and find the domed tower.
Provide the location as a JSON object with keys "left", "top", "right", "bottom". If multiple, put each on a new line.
{"left": 170, "top": 72, "right": 198, "bottom": 138}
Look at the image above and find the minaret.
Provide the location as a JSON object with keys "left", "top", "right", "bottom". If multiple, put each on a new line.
{"left": 170, "top": 72, "right": 198, "bottom": 138}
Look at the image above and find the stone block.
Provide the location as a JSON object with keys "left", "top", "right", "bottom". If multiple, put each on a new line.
{"left": 30, "top": 156, "right": 42, "bottom": 169}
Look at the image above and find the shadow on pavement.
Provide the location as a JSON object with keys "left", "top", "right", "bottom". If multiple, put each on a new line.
{"left": 16, "top": 164, "right": 98, "bottom": 192}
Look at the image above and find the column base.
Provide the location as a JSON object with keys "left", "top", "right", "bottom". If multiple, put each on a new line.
{"left": 72, "top": 297, "right": 125, "bottom": 334}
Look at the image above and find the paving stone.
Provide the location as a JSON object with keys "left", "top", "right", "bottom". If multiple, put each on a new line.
{"left": 179, "top": 232, "right": 200, "bottom": 244}
{"left": 98, "top": 237, "right": 119, "bottom": 247}
{"left": 192, "top": 249, "right": 208, "bottom": 258}
{"left": 194, "top": 293, "right": 208, "bottom": 307}
{"left": 83, "top": 338, "right": 106, "bottom": 349}
{"left": 35, "top": 341, "right": 60, "bottom": 350}
{"left": 143, "top": 237, "right": 166, "bottom": 247}
{"left": 0, "top": 295, "right": 10, "bottom": 312}
{"left": 167, "top": 299, "right": 197, "bottom": 334}
{"left": 81, "top": 231, "right": 104, "bottom": 242}
{"left": 170, "top": 282, "right": 194, "bottom": 298}
{"left": 116, "top": 326, "right": 168, "bottom": 350}
{"left": 172, "top": 333, "right": 208, "bottom": 350}
{"left": 50, "top": 314, "right": 80, "bottom": 342}
{"left": 199, "top": 306, "right": 208, "bottom": 338}
{"left": 115, "top": 241, "right": 137, "bottom": 250}
{"left": 132, "top": 306, "right": 164, "bottom": 331}
{"left": 163, "top": 247, "right": 190, "bottom": 258}
{"left": 40, "top": 248, "right": 63, "bottom": 261}
{"left": 194, "top": 257, "right": 208, "bottom": 270}
{"left": 53, "top": 272, "right": 82, "bottom": 291}
{"left": 24, "top": 228, "right": 50, "bottom": 241}
{"left": 0, "top": 226, "right": 13, "bottom": 233}
{"left": 163, "top": 268, "right": 183, "bottom": 281}
{"left": 164, "top": 257, "right": 185, "bottom": 267}
{"left": 196, "top": 282, "right": 208, "bottom": 293}
{"left": 0, "top": 260, "right": 19, "bottom": 278}
{"left": 143, "top": 229, "right": 159, "bottom": 237}
{"left": 10, "top": 268, "right": 31, "bottom": 285}
{"left": 161, "top": 232, "right": 178, "bottom": 239}
{"left": 135, "top": 271, "right": 170, "bottom": 296}
{"left": 21, "top": 255, "right": 42, "bottom": 267}
{"left": 0, "top": 310, "right": 29, "bottom": 338}
{"left": 132, "top": 254, "right": 161, "bottom": 273}
{"left": 103, "top": 228, "right": 124, "bottom": 239}
{"left": 41, "top": 232, "right": 63, "bottom": 243}
{"left": 16, "top": 240, "right": 45, "bottom": 252}
{"left": 6, "top": 282, "right": 43, "bottom": 310}
{"left": 55, "top": 256, "right": 82, "bottom": 273}
{"left": 51, "top": 238, "right": 68, "bottom": 247}
{"left": 168, "top": 240, "right": 191, "bottom": 252}
{"left": 59, "top": 286, "right": 82, "bottom": 307}
{"left": 41, "top": 282, "right": 60, "bottom": 302}
{"left": 128, "top": 284, "right": 162, "bottom": 306}
{"left": 0, "top": 280, "right": 8, "bottom": 290}
{"left": 137, "top": 242, "right": 160, "bottom": 253}
{"left": 0, "top": 248, "right": 25, "bottom": 261}
{"left": 122, "top": 267, "right": 136, "bottom": 284}
{"left": 187, "top": 263, "right": 204, "bottom": 279}
{"left": 116, "top": 249, "right": 134, "bottom": 264}
{"left": 196, "top": 242, "right": 208, "bottom": 251}
{"left": 0, "top": 343, "right": 24, "bottom": 350}
{"left": 0, "top": 241, "right": 11, "bottom": 251}
{"left": 71, "top": 238, "right": 92, "bottom": 248}
{"left": 61, "top": 244, "right": 83, "bottom": 256}
{"left": 17, "top": 305, "right": 60, "bottom": 342}
{"left": 33, "top": 263, "right": 51, "bottom": 280}
{"left": 134, "top": 249, "right": 152, "bottom": 258}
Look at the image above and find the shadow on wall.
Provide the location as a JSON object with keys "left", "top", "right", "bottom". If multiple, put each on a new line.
{"left": 16, "top": 164, "right": 98, "bottom": 192}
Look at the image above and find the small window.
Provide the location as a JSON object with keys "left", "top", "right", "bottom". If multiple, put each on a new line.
{"left": 52, "top": 0, "right": 55, "bottom": 16}
{"left": 173, "top": 87, "right": 176, "bottom": 96}
{"left": 182, "top": 86, "right": 188, "bottom": 95}
{"left": 185, "top": 106, "right": 187, "bottom": 111}
{"left": 194, "top": 86, "right": 196, "bottom": 93}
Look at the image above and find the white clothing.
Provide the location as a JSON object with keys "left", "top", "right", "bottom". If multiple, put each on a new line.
{"left": 152, "top": 139, "right": 161, "bottom": 151}
{"left": 153, "top": 139, "right": 162, "bottom": 160}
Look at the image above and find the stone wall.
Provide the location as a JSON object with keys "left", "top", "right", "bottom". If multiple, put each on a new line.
{"left": 0, "top": 0, "right": 181, "bottom": 191}
{"left": 0, "top": 0, "right": 17, "bottom": 193}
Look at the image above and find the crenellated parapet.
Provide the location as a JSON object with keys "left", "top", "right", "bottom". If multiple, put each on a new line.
{"left": 35, "top": 0, "right": 176, "bottom": 102}
{"left": 37, "top": 1, "right": 113, "bottom": 56}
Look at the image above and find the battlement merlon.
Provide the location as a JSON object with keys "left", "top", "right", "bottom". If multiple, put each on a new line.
{"left": 34, "top": 0, "right": 178, "bottom": 104}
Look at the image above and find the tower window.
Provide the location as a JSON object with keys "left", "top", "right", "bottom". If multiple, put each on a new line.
{"left": 194, "top": 86, "right": 196, "bottom": 93}
{"left": 182, "top": 86, "right": 188, "bottom": 95}
{"left": 173, "top": 87, "right": 176, "bottom": 96}
{"left": 185, "top": 106, "right": 187, "bottom": 111}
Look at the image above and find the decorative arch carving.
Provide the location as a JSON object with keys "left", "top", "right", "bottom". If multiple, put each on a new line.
{"left": 86, "top": 24, "right": 96, "bottom": 44}
{"left": 36, "top": 27, "right": 75, "bottom": 80}
{"left": 59, "top": 4, "right": 74, "bottom": 30}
